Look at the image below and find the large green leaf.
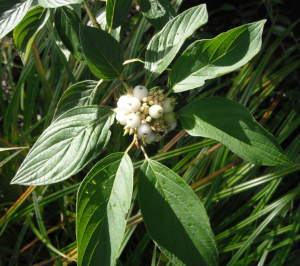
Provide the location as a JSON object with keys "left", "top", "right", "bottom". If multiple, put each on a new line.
{"left": 169, "top": 20, "right": 266, "bottom": 93}
{"left": 145, "top": 4, "right": 208, "bottom": 82}
{"left": 77, "top": 153, "right": 133, "bottom": 266}
{"left": 106, "top": 0, "right": 131, "bottom": 29}
{"left": 88, "top": 7, "right": 120, "bottom": 42}
{"left": 80, "top": 24, "right": 124, "bottom": 80}
{"left": 140, "top": 0, "right": 176, "bottom": 30}
{"left": 11, "top": 106, "right": 115, "bottom": 185}
{"left": 178, "top": 97, "right": 292, "bottom": 166}
{"left": 14, "top": 6, "right": 50, "bottom": 65}
{"left": 38, "top": 0, "right": 82, "bottom": 8}
{"left": 54, "top": 5, "right": 83, "bottom": 61}
{"left": 53, "top": 80, "right": 101, "bottom": 120}
{"left": 0, "top": 0, "right": 33, "bottom": 39}
{"left": 138, "top": 159, "right": 218, "bottom": 266}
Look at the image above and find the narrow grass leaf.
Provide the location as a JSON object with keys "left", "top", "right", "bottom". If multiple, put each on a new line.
{"left": 77, "top": 153, "right": 133, "bottom": 266}
{"left": 0, "top": 0, "right": 33, "bottom": 39}
{"left": 14, "top": 6, "right": 50, "bottom": 65}
{"left": 169, "top": 20, "right": 266, "bottom": 92}
{"left": 80, "top": 24, "right": 124, "bottom": 80}
{"left": 53, "top": 80, "right": 100, "bottom": 120}
{"left": 138, "top": 159, "right": 218, "bottom": 266}
{"left": 55, "top": 5, "right": 83, "bottom": 61}
{"left": 178, "top": 97, "right": 292, "bottom": 166}
{"left": 145, "top": 4, "right": 208, "bottom": 82}
{"left": 11, "top": 106, "right": 115, "bottom": 185}
{"left": 106, "top": 0, "right": 131, "bottom": 29}
{"left": 140, "top": 0, "right": 176, "bottom": 30}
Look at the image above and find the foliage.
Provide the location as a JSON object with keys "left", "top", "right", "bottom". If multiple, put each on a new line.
{"left": 0, "top": 0, "right": 300, "bottom": 265}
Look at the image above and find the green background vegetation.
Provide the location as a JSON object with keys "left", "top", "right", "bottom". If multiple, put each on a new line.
{"left": 1, "top": 0, "right": 300, "bottom": 265}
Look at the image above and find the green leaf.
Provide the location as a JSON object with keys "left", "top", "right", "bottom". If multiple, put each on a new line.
{"left": 77, "top": 153, "right": 133, "bottom": 266}
{"left": 0, "top": 0, "right": 33, "bottom": 39}
{"left": 178, "top": 97, "right": 292, "bottom": 166}
{"left": 14, "top": 6, "right": 50, "bottom": 65}
{"left": 11, "top": 106, "right": 115, "bottom": 186}
{"left": 53, "top": 80, "right": 101, "bottom": 121}
{"left": 138, "top": 159, "right": 218, "bottom": 266}
{"left": 79, "top": 24, "right": 124, "bottom": 80}
{"left": 169, "top": 20, "right": 266, "bottom": 93}
{"left": 106, "top": 0, "right": 131, "bottom": 29}
{"left": 38, "top": 0, "right": 82, "bottom": 8}
{"left": 54, "top": 5, "right": 83, "bottom": 61}
{"left": 145, "top": 4, "right": 208, "bottom": 82}
{"left": 140, "top": 0, "right": 176, "bottom": 30}
{"left": 88, "top": 7, "right": 120, "bottom": 42}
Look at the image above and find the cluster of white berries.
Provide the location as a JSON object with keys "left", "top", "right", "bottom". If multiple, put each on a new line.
{"left": 114, "top": 85, "right": 177, "bottom": 144}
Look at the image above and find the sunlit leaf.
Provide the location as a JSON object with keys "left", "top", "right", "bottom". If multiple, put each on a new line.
{"left": 178, "top": 97, "right": 292, "bottom": 166}
{"left": 139, "top": 159, "right": 218, "bottom": 266}
{"left": 145, "top": 4, "right": 208, "bottom": 82}
{"left": 169, "top": 20, "right": 266, "bottom": 93}
{"left": 38, "top": 0, "right": 82, "bottom": 8}
{"left": 77, "top": 153, "right": 133, "bottom": 266}
{"left": 11, "top": 106, "right": 115, "bottom": 185}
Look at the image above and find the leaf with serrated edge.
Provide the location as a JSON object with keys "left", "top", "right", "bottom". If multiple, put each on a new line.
{"left": 11, "top": 106, "right": 115, "bottom": 185}
{"left": 77, "top": 153, "right": 133, "bottom": 266}
{"left": 38, "top": 0, "right": 82, "bottom": 8}
{"left": 139, "top": 159, "right": 218, "bottom": 266}
{"left": 53, "top": 80, "right": 100, "bottom": 121}
{"left": 80, "top": 24, "right": 124, "bottom": 80}
{"left": 55, "top": 6, "right": 83, "bottom": 61}
{"left": 0, "top": 0, "right": 33, "bottom": 39}
{"left": 140, "top": 0, "right": 176, "bottom": 30}
{"left": 169, "top": 20, "right": 266, "bottom": 93}
{"left": 178, "top": 97, "right": 292, "bottom": 166}
{"left": 14, "top": 6, "right": 50, "bottom": 65}
{"left": 106, "top": 0, "right": 131, "bottom": 29}
{"left": 145, "top": 4, "right": 208, "bottom": 82}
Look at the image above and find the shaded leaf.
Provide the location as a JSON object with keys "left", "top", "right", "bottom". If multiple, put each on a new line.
{"left": 38, "top": 0, "right": 82, "bottom": 8}
{"left": 178, "top": 97, "right": 292, "bottom": 166}
{"left": 77, "top": 153, "right": 133, "bottom": 266}
{"left": 80, "top": 24, "right": 124, "bottom": 80}
{"left": 106, "top": 0, "right": 131, "bottom": 29}
{"left": 169, "top": 20, "right": 266, "bottom": 93}
{"left": 88, "top": 7, "right": 120, "bottom": 42}
{"left": 11, "top": 106, "right": 115, "bottom": 185}
{"left": 139, "top": 159, "right": 218, "bottom": 266}
{"left": 53, "top": 80, "right": 101, "bottom": 121}
{"left": 140, "top": 0, "right": 176, "bottom": 30}
{"left": 0, "top": 0, "right": 33, "bottom": 39}
{"left": 14, "top": 6, "right": 50, "bottom": 64}
{"left": 145, "top": 4, "right": 208, "bottom": 82}
{"left": 54, "top": 5, "right": 83, "bottom": 61}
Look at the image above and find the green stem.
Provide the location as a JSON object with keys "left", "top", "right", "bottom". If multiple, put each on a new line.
{"left": 125, "top": 139, "right": 136, "bottom": 154}
{"left": 140, "top": 144, "right": 149, "bottom": 160}
{"left": 83, "top": 0, "right": 99, "bottom": 29}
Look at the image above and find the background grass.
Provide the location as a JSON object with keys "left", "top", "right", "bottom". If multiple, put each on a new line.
{"left": 1, "top": 0, "right": 300, "bottom": 265}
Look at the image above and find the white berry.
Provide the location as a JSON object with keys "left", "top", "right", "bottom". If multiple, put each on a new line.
{"left": 126, "top": 113, "right": 141, "bottom": 128}
{"left": 155, "top": 134, "right": 162, "bottom": 142}
{"left": 125, "top": 97, "right": 141, "bottom": 112}
{"left": 138, "top": 124, "right": 152, "bottom": 137}
{"left": 145, "top": 132, "right": 156, "bottom": 144}
{"left": 162, "top": 98, "right": 174, "bottom": 113}
{"left": 117, "top": 95, "right": 129, "bottom": 109}
{"left": 116, "top": 110, "right": 127, "bottom": 125}
{"left": 149, "top": 105, "right": 164, "bottom": 119}
{"left": 133, "top": 85, "right": 148, "bottom": 100}
{"left": 169, "top": 121, "right": 177, "bottom": 130}
{"left": 164, "top": 112, "right": 176, "bottom": 123}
